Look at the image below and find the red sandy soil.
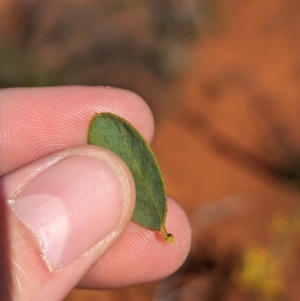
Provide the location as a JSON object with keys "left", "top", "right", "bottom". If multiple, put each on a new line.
{"left": 64, "top": 1, "right": 300, "bottom": 300}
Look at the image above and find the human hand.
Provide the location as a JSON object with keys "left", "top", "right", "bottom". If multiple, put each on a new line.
{"left": 0, "top": 86, "right": 191, "bottom": 301}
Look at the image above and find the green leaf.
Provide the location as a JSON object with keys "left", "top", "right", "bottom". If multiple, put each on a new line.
{"left": 88, "top": 112, "right": 175, "bottom": 243}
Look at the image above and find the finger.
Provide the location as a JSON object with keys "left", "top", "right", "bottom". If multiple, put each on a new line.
{"left": 2, "top": 146, "right": 136, "bottom": 301}
{"left": 78, "top": 197, "right": 191, "bottom": 289}
{"left": 0, "top": 86, "right": 154, "bottom": 175}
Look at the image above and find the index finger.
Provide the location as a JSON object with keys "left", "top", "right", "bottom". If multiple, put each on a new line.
{"left": 0, "top": 86, "right": 155, "bottom": 175}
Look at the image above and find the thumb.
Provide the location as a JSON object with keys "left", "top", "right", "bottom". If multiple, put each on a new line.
{"left": 2, "top": 146, "right": 135, "bottom": 301}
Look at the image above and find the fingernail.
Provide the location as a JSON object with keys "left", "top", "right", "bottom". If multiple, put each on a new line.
{"left": 9, "top": 155, "right": 125, "bottom": 270}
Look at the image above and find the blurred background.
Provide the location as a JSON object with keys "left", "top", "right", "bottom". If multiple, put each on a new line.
{"left": 2, "top": 0, "right": 300, "bottom": 300}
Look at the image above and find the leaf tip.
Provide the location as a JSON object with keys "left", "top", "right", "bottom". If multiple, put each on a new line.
{"left": 160, "top": 225, "right": 176, "bottom": 244}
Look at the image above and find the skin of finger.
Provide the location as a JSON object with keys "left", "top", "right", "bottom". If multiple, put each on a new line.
{"left": 3, "top": 146, "right": 191, "bottom": 295}
{"left": 0, "top": 86, "right": 154, "bottom": 175}
{"left": 0, "top": 86, "right": 192, "bottom": 292}
{"left": 3, "top": 146, "right": 136, "bottom": 301}
{"left": 78, "top": 198, "right": 192, "bottom": 289}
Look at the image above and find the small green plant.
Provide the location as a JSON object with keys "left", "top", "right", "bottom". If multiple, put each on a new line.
{"left": 0, "top": 39, "right": 56, "bottom": 88}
